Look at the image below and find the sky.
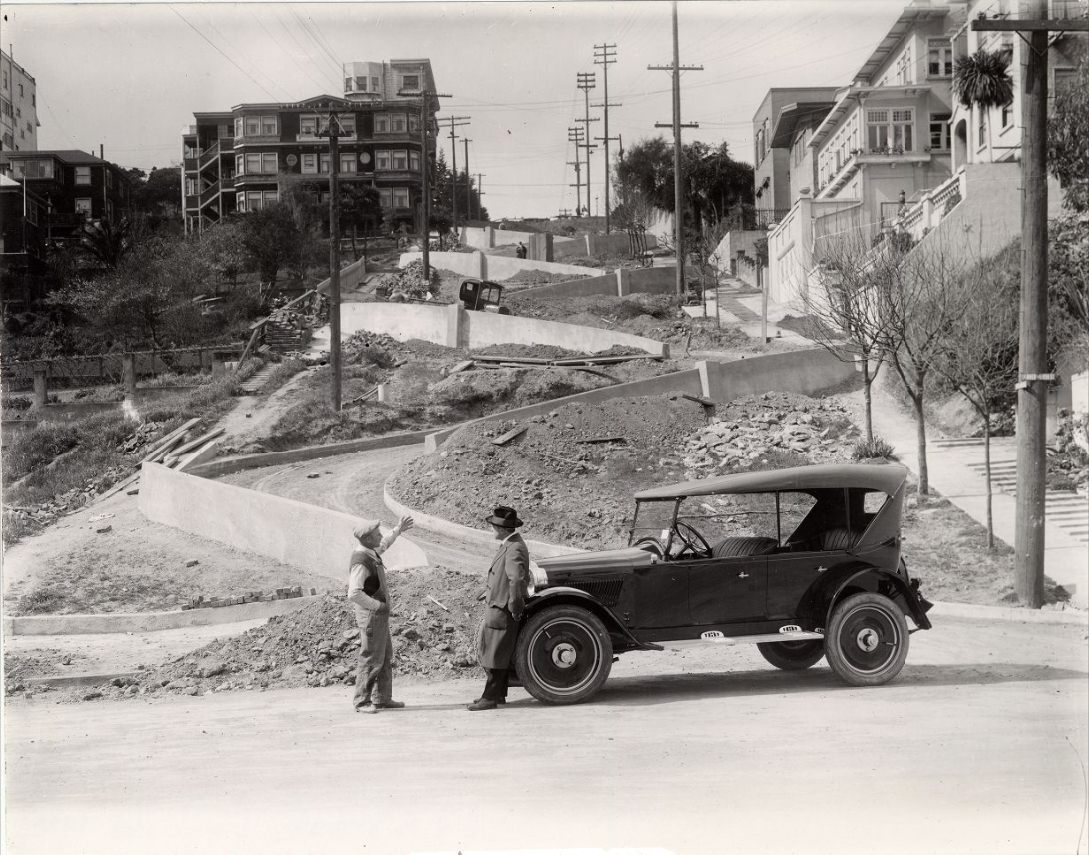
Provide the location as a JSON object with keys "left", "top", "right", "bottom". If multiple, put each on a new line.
{"left": 3, "top": 0, "right": 906, "bottom": 219}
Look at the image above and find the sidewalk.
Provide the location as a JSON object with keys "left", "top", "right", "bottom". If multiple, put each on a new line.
{"left": 864, "top": 381, "right": 1088, "bottom": 609}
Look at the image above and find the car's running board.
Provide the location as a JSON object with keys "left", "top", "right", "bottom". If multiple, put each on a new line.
{"left": 663, "top": 630, "right": 825, "bottom": 648}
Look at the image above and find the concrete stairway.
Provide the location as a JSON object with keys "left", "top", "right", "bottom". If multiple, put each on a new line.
{"left": 238, "top": 365, "right": 277, "bottom": 395}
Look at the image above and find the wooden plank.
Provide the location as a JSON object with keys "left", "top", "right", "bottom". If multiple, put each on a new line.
{"left": 94, "top": 471, "right": 141, "bottom": 502}
{"left": 576, "top": 436, "right": 627, "bottom": 444}
{"left": 471, "top": 354, "right": 554, "bottom": 365}
{"left": 551, "top": 354, "right": 658, "bottom": 366}
{"left": 681, "top": 393, "right": 716, "bottom": 407}
{"left": 176, "top": 438, "right": 222, "bottom": 472}
{"left": 141, "top": 417, "right": 201, "bottom": 461}
{"left": 492, "top": 425, "right": 528, "bottom": 446}
{"left": 169, "top": 426, "right": 225, "bottom": 457}
{"left": 144, "top": 435, "right": 187, "bottom": 466}
{"left": 447, "top": 360, "right": 475, "bottom": 376}
{"left": 235, "top": 328, "right": 261, "bottom": 370}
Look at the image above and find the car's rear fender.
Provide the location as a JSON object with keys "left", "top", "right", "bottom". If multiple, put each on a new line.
{"left": 525, "top": 587, "right": 656, "bottom": 651}
{"left": 798, "top": 565, "right": 932, "bottom": 631}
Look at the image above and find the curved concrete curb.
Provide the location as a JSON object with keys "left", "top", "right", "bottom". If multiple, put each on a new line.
{"left": 3, "top": 594, "right": 324, "bottom": 637}
{"left": 383, "top": 484, "right": 585, "bottom": 559}
{"left": 189, "top": 429, "right": 432, "bottom": 478}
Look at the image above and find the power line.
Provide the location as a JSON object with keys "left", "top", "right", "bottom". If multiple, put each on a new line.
{"left": 170, "top": 6, "right": 281, "bottom": 101}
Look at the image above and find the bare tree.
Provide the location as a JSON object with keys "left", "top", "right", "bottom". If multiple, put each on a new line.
{"left": 803, "top": 230, "right": 896, "bottom": 443}
{"left": 933, "top": 260, "right": 1019, "bottom": 547}
{"left": 880, "top": 234, "right": 972, "bottom": 495}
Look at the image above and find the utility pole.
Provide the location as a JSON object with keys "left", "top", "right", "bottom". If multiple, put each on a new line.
{"left": 438, "top": 116, "right": 470, "bottom": 231}
{"left": 476, "top": 173, "right": 485, "bottom": 220}
{"left": 404, "top": 74, "right": 451, "bottom": 284}
{"left": 973, "top": 5, "right": 1088, "bottom": 608}
{"left": 576, "top": 71, "right": 598, "bottom": 220}
{"left": 593, "top": 42, "right": 620, "bottom": 234}
{"left": 321, "top": 109, "right": 343, "bottom": 411}
{"left": 463, "top": 137, "right": 472, "bottom": 224}
{"left": 650, "top": 1, "right": 702, "bottom": 298}
{"left": 568, "top": 125, "right": 585, "bottom": 216}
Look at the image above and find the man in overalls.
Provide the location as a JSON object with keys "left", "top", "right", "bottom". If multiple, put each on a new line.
{"left": 347, "top": 515, "right": 413, "bottom": 713}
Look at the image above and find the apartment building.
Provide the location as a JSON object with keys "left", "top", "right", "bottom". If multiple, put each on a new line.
{"left": 1, "top": 49, "right": 38, "bottom": 153}
{"left": 752, "top": 87, "right": 839, "bottom": 225}
{"left": 183, "top": 58, "right": 438, "bottom": 236}
{"left": 0, "top": 149, "right": 131, "bottom": 244}
{"left": 763, "top": 0, "right": 1086, "bottom": 305}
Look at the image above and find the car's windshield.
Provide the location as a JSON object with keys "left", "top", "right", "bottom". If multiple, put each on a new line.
{"left": 628, "top": 499, "right": 679, "bottom": 547}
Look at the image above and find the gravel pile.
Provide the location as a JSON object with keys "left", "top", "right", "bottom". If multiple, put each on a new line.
{"left": 681, "top": 392, "right": 861, "bottom": 476}
{"left": 374, "top": 260, "right": 440, "bottom": 301}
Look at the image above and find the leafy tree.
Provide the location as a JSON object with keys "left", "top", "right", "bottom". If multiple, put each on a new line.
{"left": 240, "top": 203, "right": 305, "bottom": 285}
{"left": 614, "top": 138, "right": 753, "bottom": 231}
{"left": 952, "top": 48, "right": 1014, "bottom": 109}
{"left": 198, "top": 219, "right": 248, "bottom": 289}
{"left": 1047, "top": 46, "right": 1089, "bottom": 212}
{"left": 338, "top": 183, "right": 383, "bottom": 260}
{"left": 131, "top": 167, "right": 182, "bottom": 223}
{"left": 79, "top": 217, "right": 144, "bottom": 271}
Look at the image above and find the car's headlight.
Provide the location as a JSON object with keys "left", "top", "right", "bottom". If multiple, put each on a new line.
{"left": 528, "top": 561, "right": 548, "bottom": 595}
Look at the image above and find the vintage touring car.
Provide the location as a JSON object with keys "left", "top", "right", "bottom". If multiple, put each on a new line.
{"left": 512, "top": 463, "right": 933, "bottom": 704}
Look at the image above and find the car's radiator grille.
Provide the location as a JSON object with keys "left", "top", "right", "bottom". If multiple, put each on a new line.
{"left": 565, "top": 576, "right": 626, "bottom": 606}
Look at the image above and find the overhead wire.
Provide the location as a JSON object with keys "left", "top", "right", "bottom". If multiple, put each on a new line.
{"left": 169, "top": 6, "right": 281, "bottom": 102}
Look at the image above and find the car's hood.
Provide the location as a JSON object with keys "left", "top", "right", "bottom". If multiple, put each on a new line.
{"left": 536, "top": 546, "right": 658, "bottom": 576}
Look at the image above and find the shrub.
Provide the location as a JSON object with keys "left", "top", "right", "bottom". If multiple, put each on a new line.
{"left": 851, "top": 436, "right": 897, "bottom": 460}
{"left": 2, "top": 422, "right": 81, "bottom": 483}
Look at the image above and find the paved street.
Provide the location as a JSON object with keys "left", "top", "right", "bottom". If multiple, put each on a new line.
{"left": 5, "top": 613, "right": 1087, "bottom": 855}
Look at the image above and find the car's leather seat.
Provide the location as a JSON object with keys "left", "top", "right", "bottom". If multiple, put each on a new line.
{"left": 820, "top": 528, "right": 856, "bottom": 551}
{"left": 712, "top": 536, "right": 779, "bottom": 558}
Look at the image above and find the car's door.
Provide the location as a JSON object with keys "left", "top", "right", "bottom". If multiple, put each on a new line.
{"left": 629, "top": 562, "right": 689, "bottom": 629}
{"left": 682, "top": 556, "right": 768, "bottom": 624}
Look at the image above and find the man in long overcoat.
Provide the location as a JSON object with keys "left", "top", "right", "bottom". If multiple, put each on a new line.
{"left": 468, "top": 505, "right": 530, "bottom": 711}
{"left": 347, "top": 515, "right": 413, "bottom": 713}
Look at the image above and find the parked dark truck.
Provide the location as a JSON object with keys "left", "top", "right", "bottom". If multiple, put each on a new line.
{"left": 512, "top": 463, "right": 933, "bottom": 704}
{"left": 458, "top": 278, "right": 510, "bottom": 314}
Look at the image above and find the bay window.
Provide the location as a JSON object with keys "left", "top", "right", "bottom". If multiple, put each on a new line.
{"left": 867, "top": 108, "right": 913, "bottom": 153}
{"left": 393, "top": 187, "right": 410, "bottom": 208}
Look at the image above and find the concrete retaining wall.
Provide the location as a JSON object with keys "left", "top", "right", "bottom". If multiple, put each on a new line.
{"left": 315, "top": 256, "right": 368, "bottom": 295}
{"left": 139, "top": 462, "right": 428, "bottom": 575}
{"left": 423, "top": 367, "right": 704, "bottom": 451}
{"left": 698, "top": 348, "right": 856, "bottom": 402}
{"left": 3, "top": 595, "right": 322, "bottom": 636}
{"left": 188, "top": 430, "right": 432, "bottom": 479}
{"left": 339, "top": 302, "right": 667, "bottom": 357}
{"left": 518, "top": 265, "right": 675, "bottom": 300}
{"left": 551, "top": 232, "right": 659, "bottom": 261}
{"left": 398, "top": 251, "right": 596, "bottom": 281}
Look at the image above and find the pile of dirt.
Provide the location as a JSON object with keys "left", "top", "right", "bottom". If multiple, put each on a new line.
{"left": 389, "top": 394, "right": 708, "bottom": 549}
{"left": 32, "top": 566, "right": 488, "bottom": 702}
{"left": 500, "top": 269, "right": 591, "bottom": 289}
{"left": 680, "top": 392, "right": 861, "bottom": 476}
{"left": 389, "top": 392, "right": 869, "bottom": 551}
{"left": 469, "top": 343, "right": 649, "bottom": 361}
{"left": 1048, "top": 412, "right": 1089, "bottom": 492}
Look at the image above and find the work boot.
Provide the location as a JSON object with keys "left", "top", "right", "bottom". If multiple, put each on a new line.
{"left": 467, "top": 699, "right": 498, "bottom": 711}
{"left": 474, "top": 697, "right": 506, "bottom": 705}
{"left": 374, "top": 700, "right": 405, "bottom": 710}
{"left": 355, "top": 702, "right": 377, "bottom": 714}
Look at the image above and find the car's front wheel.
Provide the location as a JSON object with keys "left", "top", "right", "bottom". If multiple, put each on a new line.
{"left": 757, "top": 639, "right": 825, "bottom": 670}
{"left": 825, "top": 592, "right": 909, "bottom": 686}
{"left": 514, "top": 605, "right": 612, "bottom": 705}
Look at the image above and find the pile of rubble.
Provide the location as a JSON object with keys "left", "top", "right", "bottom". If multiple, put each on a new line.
{"left": 1049, "top": 410, "right": 1089, "bottom": 493}
{"left": 374, "top": 260, "right": 439, "bottom": 302}
{"left": 681, "top": 392, "right": 861, "bottom": 476}
{"left": 42, "top": 566, "right": 487, "bottom": 702}
{"left": 389, "top": 394, "right": 707, "bottom": 549}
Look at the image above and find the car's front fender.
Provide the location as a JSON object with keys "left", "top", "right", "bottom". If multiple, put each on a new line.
{"left": 826, "top": 567, "right": 933, "bottom": 630}
{"left": 525, "top": 587, "right": 658, "bottom": 651}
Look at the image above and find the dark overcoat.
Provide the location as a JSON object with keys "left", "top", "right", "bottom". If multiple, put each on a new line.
{"left": 477, "top": 533, "right": 530, "bottom": 669}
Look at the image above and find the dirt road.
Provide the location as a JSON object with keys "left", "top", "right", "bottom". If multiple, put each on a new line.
{"left": 6, "top": 614, "right": 1087, "bottom": 855}
{"left": 218, "top": 443, "right": 496, "bottom": 572}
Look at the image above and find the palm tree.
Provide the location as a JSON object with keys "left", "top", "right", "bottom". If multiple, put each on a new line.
{"left": 953, "top": 48, "right": 1014, "bottom": 109}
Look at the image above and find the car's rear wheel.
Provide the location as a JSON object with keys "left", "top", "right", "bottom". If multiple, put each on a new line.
{"left": 757, "top": 639, "right": 825, "bottom": 670}
{"left": 825, "top": 592, "right": 909, "bottom": 686}
{"left": 514, "top": 605, "right": 612, "bottom": 705}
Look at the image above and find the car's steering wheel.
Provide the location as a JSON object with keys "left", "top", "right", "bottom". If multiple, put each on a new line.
{"left": 672, "top": 522, "right": 712, "bottom": 559}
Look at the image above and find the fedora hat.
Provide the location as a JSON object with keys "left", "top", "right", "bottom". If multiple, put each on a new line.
{"left": 485, "top": 505, "right": 523, "bottom": 528}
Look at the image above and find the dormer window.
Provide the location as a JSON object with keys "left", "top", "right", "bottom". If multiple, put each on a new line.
{"left": 400, "top": 74, "right": 420, "bottom": 91}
